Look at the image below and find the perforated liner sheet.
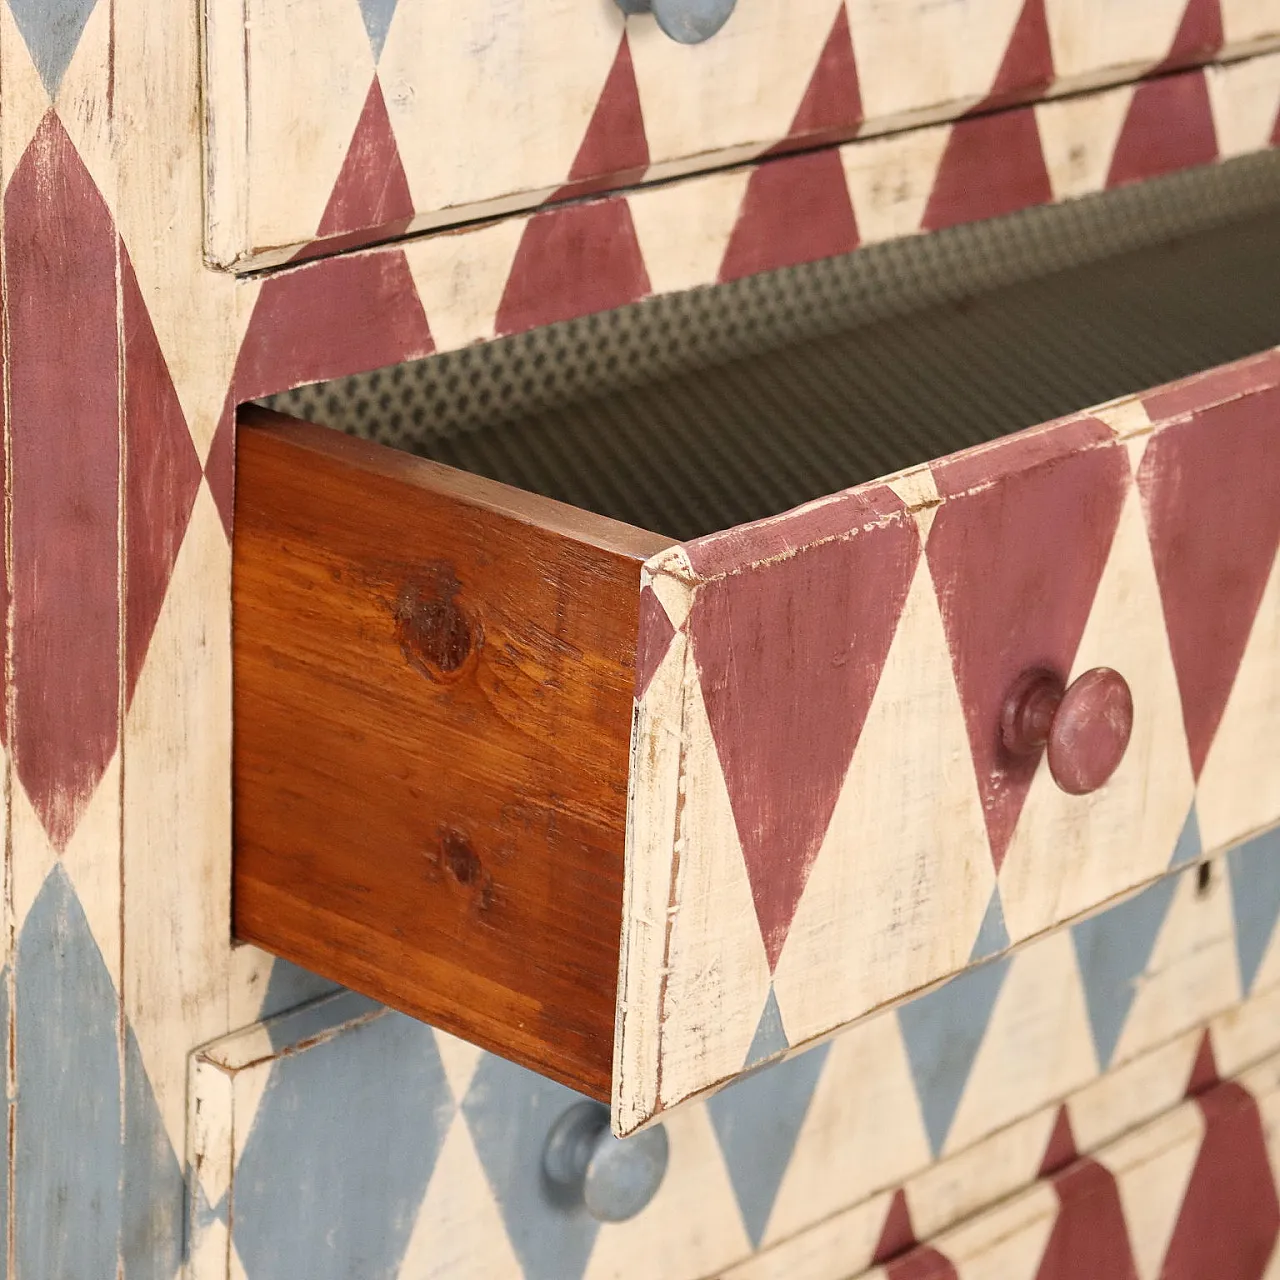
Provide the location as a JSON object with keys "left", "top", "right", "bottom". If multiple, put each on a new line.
{"left": 266, "top": 151, "right": 1280, "bottom": 541}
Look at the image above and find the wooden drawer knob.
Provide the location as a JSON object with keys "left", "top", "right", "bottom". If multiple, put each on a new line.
{"left": 544, "top": 1102, "right": 669, "bottom": 1221}
{"left": 1001, "top": 667, "right": 1134, "bottom": 796}
{"left": 614, "top": 0, "right": 736, "bottom": 43}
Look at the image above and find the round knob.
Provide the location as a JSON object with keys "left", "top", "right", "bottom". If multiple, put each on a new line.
{"left": 614, "top": 0, "right": 737, "bottom": 43}
{"left": 543, "top": 1101, "right": 669, "bottom": 1222}
{"left": 1001, "top": 667, "right": 1134, "bottom": 796}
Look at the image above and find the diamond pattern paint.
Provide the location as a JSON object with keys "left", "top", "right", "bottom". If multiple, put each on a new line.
{"left": 718, "top": 148, "right": 860, "bottom": 283}
{"left": 921, "top": 107, "right": 1053, "bottom": 231}
{"left": 462, "top": 1055, "right": 601, "bottom": 1280}
{"left": 1107, "top": 70, "right": 1220, "bottom": 188}
{"left": 234, "top": 249, "right": 434, "bottom": 403}
{"left": 1071, "top": 875, "right": 1180, "bottom": 1071}
{"left": 258, "top": 957, "right": 343, "bottom": 1021}
{"left": 311, "top": 79, "right": 415, "bottom": 254}
{"left": 1034, "top": 1159, "right": 1139, "bottom": 1280}
{"left": 1170, "top": 806, "right": 1203, "bottom": 869}
{"left": 719, "top": 4, "right": 862, "bottom": 280}
{"left": 776, "top": 4, "right": 862, "bottom": 150}
{"left": 15, "top": 866, "right": 121, "bottom": 1279}
{"left": 635, "top": 583, "right": 677, "bottom": 700}
{"left": 688, "top": 494, "right": 919, "bottom": 967}
{"left": 5, "top": 0, "right": 1280, "bottom": 1266}
{"left": 978, "top": 0, "right": 1055, "bottom": 111}
{"left": 1138, "top": 382, "right": 1280, "bottom": 778}
{"left": 707, "top": 1041, "right": 832, "bottom": 1247}
{"left": 207, "top": 0, "right": 1258, "bottom": 269}
{"left": 1038, "top": 1106, "right": 1080, "bottom": 1177}
{"left": 926, "top": 420, "right": 1128, "bottom": 871}
{"left": 495, "top": 200, "right": 652, "bottom": 337}
{"left": 1160, "top": 1081, "right": 1280, "bottom": 1277}
{"left": 743, "top": 988, "right": 791, "bottom": 1070}
{"left": 1161, "top": 0, "right": 1226, "bottom": 71}
{"left": 897, "top": 959, "right": 1012, "bottom": 1157}
{"left": 8, "top": 0, "right": 99, "bottom": 95}
{"left": 233, "top": 1010, "right": 451, "bottom": 1280}
{"left": 558, "top": 34, "right": 649, "bottom": 199}
{"left": 193, "top": 877, "right": 1280, "bottom": 1280}
{"left": 123, "top": 1026, "right": 186, "bottom": 1280}
{"left": 970, "top": 890, "right": 1012, "bottom": 962}
{"left": 1227, "top": 827, "right": 1280, "bottom": 995}
{"left": 122, "top": 241, "right": 204, "bottom": 705}
{"left": 6, "top": 111, "right": 121, "bottom": 851}
{"left": 358, "top": 0, "right": 399, "bottom": 59}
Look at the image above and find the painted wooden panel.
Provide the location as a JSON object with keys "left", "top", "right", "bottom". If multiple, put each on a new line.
{"left": 203, "top": 0, "right": 1280, "bottom": 269}
{"left": 189, "top": 840, "right": 1280, "bottom": 1279}
{"left": 0, "top": 0, "right": 1277, "bottom": 1266}
{"left": 217, "top": 50, "right": 1280, "bottom": 397}
{"left": 793, "top": 1050, "right": 1280, "bottom": 1280}
{"left": 617, "top": 351, "right": 1280, "bottom": 1132}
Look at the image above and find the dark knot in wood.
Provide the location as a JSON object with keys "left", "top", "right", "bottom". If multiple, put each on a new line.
{"left": 440, "top": 827, "right": 482, "bottom": 885}
{"left": 394, "top": 565, "right": 480, "bottom": 680}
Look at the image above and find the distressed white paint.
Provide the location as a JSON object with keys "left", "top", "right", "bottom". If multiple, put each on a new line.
{"left": 202, "top": 0, "right": 1280, "bottom": 270}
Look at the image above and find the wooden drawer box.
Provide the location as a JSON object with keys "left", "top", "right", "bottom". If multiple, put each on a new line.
{"left": 201, "top": 0, "right": 1280, "bottom": 270}
{"left": 233, "top": 206, "right": 1280, "bottom": 1134}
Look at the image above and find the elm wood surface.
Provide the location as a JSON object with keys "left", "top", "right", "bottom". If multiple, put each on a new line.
{"left": 233, "top": 407, "right": 672, "bottom": 1098}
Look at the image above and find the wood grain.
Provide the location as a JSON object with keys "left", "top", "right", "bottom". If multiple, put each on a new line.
{"left": 233, "top": 407, "right": 671, "bottom": 1098}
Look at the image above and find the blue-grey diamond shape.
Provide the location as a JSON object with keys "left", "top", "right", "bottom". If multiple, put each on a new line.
{"left": 359, "top": 0, "right": 399, "bottom": 60}
{"left": 1169, "top": 805, "right": 1202, "bottom": 869}
{"left": 968, "top": 888, "right": 1010, "bottom": 962}
{"left": 234, "top": 1009, "right": 451, "bottom": 1280}
{"left": 898, "top": 956, "right": 1011, "bottom": 1157}
{"left": 263, "top": 987, "right": 382, "bottom": 1054}
{"left": 123, "top": 1025, "right": 185, "bottom": 1280}
{"left": 258, "top": 956, "right": 342, "bottom": 1021}
{"left": 707, "top": 1040, "right": 831, "bottom": 1247}
{"left": 9, "top": 0, "right": 100, "bottom": 96}
{"left": 1071, "top": 872, "right": 1179, "bottom": 1071}
{"left": 15, "top": 864, "right": 122, "bottom": 1279}
{"left": 1227, "top": 825, "right": 1280, "bottom": 995}
{"left": 743, "top": 987, "right": 790, "bottom": 1070}
{"left": 463, "top": 1055, "right": 601, "bottom": 1280}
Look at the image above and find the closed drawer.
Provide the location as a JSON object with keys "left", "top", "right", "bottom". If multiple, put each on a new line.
{"left": 233, "top": 205, "right": 1280, "bottom": 1133}
{"left": 808, "top": 1051, "right": 1280, "bottom": 1280}
{"left": 188, "top": 873, "right": 1280, "bottom": 1280}
{"left": 201, "top": 0, "right": 1280, "bottom": 270}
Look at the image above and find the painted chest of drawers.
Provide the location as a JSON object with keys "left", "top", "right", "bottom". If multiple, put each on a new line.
{"left": 0, "top": 0, "right": 1278, "bottom": 1275}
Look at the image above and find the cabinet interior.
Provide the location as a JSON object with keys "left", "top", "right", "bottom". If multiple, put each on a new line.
{"left": 264, "top": 150, "right": 1280, "bottom": 541}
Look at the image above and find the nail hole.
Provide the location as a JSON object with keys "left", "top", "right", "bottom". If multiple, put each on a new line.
{"left": 1196, "top": 862, "right": 1212, "bottom": 896}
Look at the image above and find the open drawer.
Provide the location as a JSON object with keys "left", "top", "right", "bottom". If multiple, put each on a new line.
{"left": 234, "top": 200, "right": 1280, "bottom": 1133}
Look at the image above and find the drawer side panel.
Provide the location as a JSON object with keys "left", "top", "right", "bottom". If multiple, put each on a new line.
{"left": 233, "top": 410, "right": 669, "bottom": 1099}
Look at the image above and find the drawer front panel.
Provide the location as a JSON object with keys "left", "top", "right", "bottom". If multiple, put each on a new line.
{"left": 191, "top": 841, "right": 1280, "bottom": 1280}
{"left": 618, "top": 348, "right": 1280, "bottom": 1130}
{"left": 203, "top": 0, "right": 1280, "bottom": 269}
{"left": 828, "top": 1052, "right": 1280, "bottom": 1280}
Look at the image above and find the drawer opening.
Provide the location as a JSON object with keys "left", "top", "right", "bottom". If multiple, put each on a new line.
{"left": 264, "top": 150, "right": 1280, "bottom": 541}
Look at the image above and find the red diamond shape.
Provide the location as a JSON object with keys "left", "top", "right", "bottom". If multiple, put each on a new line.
{"left": 927, "top": 419, "right": 1130, "bottom": 870}
{"left": 689, "top": 485, "right": 919, "bottom": 968}
{"left": 122, "top": 244, "right": 204, "bottom": 704}
{"left": 6, "top": 113, "right": 121, "bottom": 849}
{"left": 1162, "top": 1082, "right": 1280, "bottom": 1278}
